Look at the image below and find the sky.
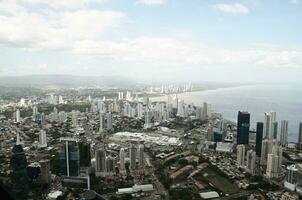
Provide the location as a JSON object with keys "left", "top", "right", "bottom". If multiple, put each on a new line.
{"left": 0, "top": 0, "right": 302, "bottom": 82}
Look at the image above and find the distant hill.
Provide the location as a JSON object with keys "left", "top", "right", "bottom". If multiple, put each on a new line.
{"left": 0, "top": 74, "right": 136, "bottom": 87}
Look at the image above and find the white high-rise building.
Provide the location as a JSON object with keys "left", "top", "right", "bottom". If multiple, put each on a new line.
{"left": 144, "top": 110, "right": 153, "bottom": 129}
{"left": 95, "top": 148, "right": 106, "bottom": 177}
{"left": 266, "top": 144, "right": 282, "bottom": 178}
{"left": 130, "top": 144, "right": 137, "bottom": 170}
{"left": 264, "top": 112, "right": 276, "bottom": 139}
{"left": 138, "top": 144, "right": 144, "bottom": 169}
{"left": 71, "top": 110, "right": 78, "bottom": 127}
{"left": 15, "top": 109, "right": 20, "bottom": 123}
{"left": 246, "top": 150, "right": 256, "bottom": 174}
{"left": 16, "top": 131, "right": 21, "bottom": 145}
{"left": 284, "top": 164, "right": 298, "bottom": 191}
{"left": 39, "top": 130, "right": 47, "bottom": 148}
{"left": 137, "top": 103, "right": 144, "bottom": 119}
{"left": 237, "top": 144, "right": 245, "bottom": 167}
{"left": 260, "top": 139, "right": 278, "bottom": 165}
{"left": 58, "top": 96, "right": 64, "bottom": 104}
{"left": 280, "top": 120, "right": 289, "bottom": 147}
{"left": 99, "top": 112, "right": 105, "bottom": 133}
{"left": 20, "top": 98, "right": 26, "bottom": 107}
{"left": 126, "top": 91, "right": 132, "bottom": 101}
{"left": 32, "top": 105, "right": 38, "bottom": 121}
{"left": 119, "top": 148, "right": 125, "bottom": 171}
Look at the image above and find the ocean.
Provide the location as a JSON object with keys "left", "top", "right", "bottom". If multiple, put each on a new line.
{"left": 152, "top": 83, "right": 302, "bottom": 142}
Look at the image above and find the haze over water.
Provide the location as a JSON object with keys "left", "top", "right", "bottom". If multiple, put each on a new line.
{"left": 153, "top": 83, "right": 302, "bottom": 142}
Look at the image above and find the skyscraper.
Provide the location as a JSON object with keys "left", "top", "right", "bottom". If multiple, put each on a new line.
{"left": 10, "top": 144, "right": 29, "bottom": 199}
{"left": 273, "top": 122, "right": 278, "bottom": 139}
{"left": 99, "top": 112, "right": 105, "bottom": 133}
{"left": 138, "top": 144, "right": 144, "bottom": 169}
{"left": 59, "top": 138, "right": 80, "bottom": 177}
{"left": 39, "top": 159, "right": 51, "bottom": 185}
{"left": 106, "top": 112, "right": 113, "bottom": 130}
{"left": 280, "top": 120, "right": 289, "bottom": 147}
{"left": 264, "top": 112, "right": 276, "bottom": 139}
{"left": 95, "top": 148, "right": 106, "bottom": 177}
{"left": 119, "top": 148, "right": 125, "bottom": 171}
{"left": 284, "top": 164, "right": 298, "bottom": 191}
{"left": 236, "top": 144, "right": 245, "bottom": 167}
{"left": 39, "top": 130, "right": 47, "bottom": 148}
{"left": 246, "top": 150, "right": 256, "bottom": 174}
{"left": 130, "top": 144, "right": 137, "bottom": 170}
{"left": 71, "top": 110, "right": 78, "bottom": 127}
{"left": 266, "top": 144, "right": 282, "bottom": 178}
{"left": 237, "top": 111, "right": 250, "bottom": 145}
{"left": 79, "top": 139, "right": 91, "bottom": 167}
{"left": 144, "top": 110, "right": 153, "bottom": 129}
{"left": 298, "top": 122, "right": 302, "bottom": 149}
{"left": 16, "top": 109, "right": 20, "bottom": 123}
{"left": 255, "top": 122, "right": 263, "bottom": 157}
{"left": 106, "top": 156, "right": 115, "bottom": 174}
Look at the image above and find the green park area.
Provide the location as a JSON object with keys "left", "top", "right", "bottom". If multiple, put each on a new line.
{"left": 198, "top": 167, "right": 239, "bottom": 195}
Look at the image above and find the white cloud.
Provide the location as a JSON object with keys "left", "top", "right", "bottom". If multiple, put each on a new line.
{"left": 136, "top": 0, "right": 164, "bottom": 6}
{"left": 0, "top": 9, "right": 126, "bottom": 50}
{"left": 22, "top": 0, "right": 109, "bottom": 9}
{"left": 213, "top": 3, "right": 249, "bottom": 14}
{"left": 72, "top": 37, "right": 302, "bottom": 69}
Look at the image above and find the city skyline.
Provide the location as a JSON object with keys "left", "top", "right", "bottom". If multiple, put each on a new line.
{"left": 0, "top": 0, "right": 302, "bottom": 82}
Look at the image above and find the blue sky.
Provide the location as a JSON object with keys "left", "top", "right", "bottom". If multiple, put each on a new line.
{"left": 0, "top": 0, "right": 302, "bottom": 82}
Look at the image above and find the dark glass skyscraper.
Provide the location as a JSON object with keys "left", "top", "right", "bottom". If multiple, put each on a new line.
{"left": 10, "top": 144, "right": 29, "bottom": 199}
{"left": 79, "top": 139, "right": 91, "bottom": 167}
{"left": 237, "top": 111, "right": 250, "bottom": 145}
{"left": 60, "top": 138, "right": 80, "bottom": 177}
{"left": 256, "top": 122, "right": 263, "bottom": 157}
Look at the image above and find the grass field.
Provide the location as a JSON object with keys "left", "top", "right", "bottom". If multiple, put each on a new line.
{"left": 199, "top": 167, "right": 239, "bottom": 194}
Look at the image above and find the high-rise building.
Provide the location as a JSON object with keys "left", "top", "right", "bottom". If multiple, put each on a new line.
{"left": 284, "top": 164, "right": 298, "bottom": 191}
{"left": 266, "top": 144, "right": 282, "bottom": 178}
{"left": 264, "top": 112, "right": 276, "bottom": 139}
{"left": 260, "top": 139, "right": 278, "bottom": 165}
{"left": 144, "top": 110, "right": 153, "bottom": 129}
{"left": 106, "top": 112, "right": 113, "bottom": 130}
{"left": 273, "top": 122, "right": 278, "bottom": 139}
{"left": 236, "top": 144, "right": 245, "bottom": 167}
{"left": 119, "top": 148, "right": 125, "bottom": 171}
{"left": 237, "top": 111, "right": 250, "bottom": 145}
{"left": 202, "top": 102, "right": 211, "bottom": 120}
{"left": 32, "top": 106, "right": 39, "bottom": 121}
{"left": 39, "top": 159, "right": 51, "bottom": 185}
{"left": 106, "top": 156, "right": 115, "bottom": 174}
{"left": 99, "top": 112, "right": 105, "bottom": 133}
{"left": 79, "top": 139, "right": 91, "bottom": 167}
{"left": 280, "top": 120, "right": 289, "bottom": 147}
{"left": 95, "top": 148, "right": 106, "bottom": 177}
{"left": 16, "top": 109, "right": 20, "bottom": 123}
{"left": 137, "top": 103, "right": 144, "bottom": 119}
{"left": 39, "top": 130, "right": 47, "bottom": 148}
{"left": 138, "top": 144, "right": 144, "bottom": 169}
{"left": 10, "top": 144, "right": 29, "bottom": 199}
{"left": 256, "top": 122, "right": 263, "bottom": 157}
{"left": 130, "top": 144, "right": 137, "bottom": 170}
{"left": 71, "top": 110, "right": 78, "bottom": 127}
{"left": 246, "top": 150, "right": 256, "bottom": 174}
{"left": 298, "top": 122, "right": 302, "bottom": 149}
{"left": 59, "top": 138, "right": 80, "bottom": 177}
